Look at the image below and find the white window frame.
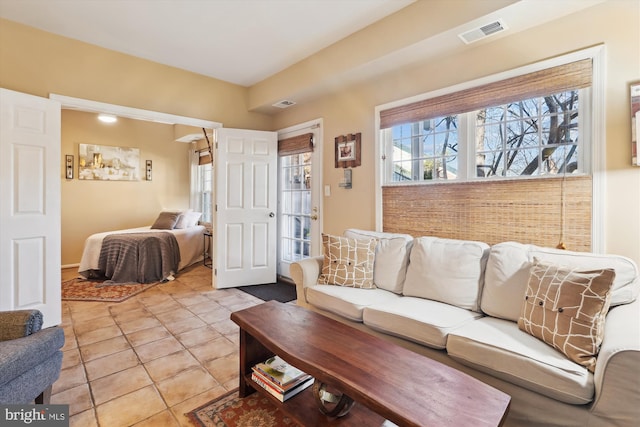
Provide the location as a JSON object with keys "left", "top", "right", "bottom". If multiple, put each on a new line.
{"left": 374, "top": 45, "right": 606, "bottom": 252}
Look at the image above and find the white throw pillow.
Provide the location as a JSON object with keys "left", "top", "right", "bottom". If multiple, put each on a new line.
{"left": 403, "top": 236, "right": 490, "bottom": 312}
{"left": 175, "top": 211, "right": 202, "bottom": 228}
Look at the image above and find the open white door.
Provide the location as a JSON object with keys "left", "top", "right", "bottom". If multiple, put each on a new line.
{"left": 214, "top": 128, "right": 277, "bottom": 288}
{"left": 0, "top": 89, "right": 61, "bottom": 327}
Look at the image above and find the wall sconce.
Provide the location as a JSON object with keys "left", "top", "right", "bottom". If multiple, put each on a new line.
{"left": 146, "top": 160, "right": 152, "bottom": 181}
{"left": 65, "top": 155, "right": 74, "bottom": 179}
{"left": 338, "top": 168, "right": 352, "bottom": 189}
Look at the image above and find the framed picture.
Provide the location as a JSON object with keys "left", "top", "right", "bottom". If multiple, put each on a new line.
{"left": 334, "top": 133, "right": 361, "bottom": 168}
{"left": 78, "top": 143, "right": 140, "bottom": 181}
{"left": 631, "top": 82, "right": 640, "bottom": 166}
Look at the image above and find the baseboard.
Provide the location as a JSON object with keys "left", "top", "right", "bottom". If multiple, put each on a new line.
{"left": 62, "top": 263, "right": 79, "bottom": 269}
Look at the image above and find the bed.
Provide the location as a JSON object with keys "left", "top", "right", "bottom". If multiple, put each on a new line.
{"left": 78, "top": 213, "right": 207, "bottom": 283}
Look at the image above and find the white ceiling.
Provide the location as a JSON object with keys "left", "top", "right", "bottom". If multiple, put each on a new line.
{"left": 0, "top": 0, "right": 414, "bottom": 87}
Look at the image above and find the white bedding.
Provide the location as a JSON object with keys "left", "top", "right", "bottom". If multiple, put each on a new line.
{"left": 78, "top": 225, "right": 206, "bottom": 278}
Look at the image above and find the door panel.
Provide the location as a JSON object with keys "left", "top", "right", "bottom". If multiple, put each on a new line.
{"left": 214, "top": 128, "right": 277, "bottom": 288}
{"left": 0, "top": 89, "right": 61, "bottom": 327}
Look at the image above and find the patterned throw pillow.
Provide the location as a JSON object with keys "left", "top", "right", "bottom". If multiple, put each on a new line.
{"left": 518, "top": 258, "right": 616, "bottom": 372}
{"left": 318, "top": 234, "right": 377, "bottom": 289}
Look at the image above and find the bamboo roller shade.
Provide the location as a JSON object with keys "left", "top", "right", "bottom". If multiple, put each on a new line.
{"left": 382, "top": 175, "right": 592, "bottom": 252}
{"left": 380, "top": 59, "right": 592, "bottom": 129}
{"left": 278, "top": 133, "right": 314, "bottom": 156}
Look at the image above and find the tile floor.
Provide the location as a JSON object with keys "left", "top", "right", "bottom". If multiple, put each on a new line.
{"left": 54, "top": 263, "right": 266, "bottom": 427}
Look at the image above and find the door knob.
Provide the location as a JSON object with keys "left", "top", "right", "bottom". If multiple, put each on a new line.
{"left": 310, "top": 214, "right": 318, "bottom": 221}
{"left": 269, "top": 212, "right": 275, "bottom": 218}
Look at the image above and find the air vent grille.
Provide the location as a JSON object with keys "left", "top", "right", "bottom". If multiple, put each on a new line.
{"left": 272, "top": 100, "right": 296, "bottom": 109}
{"left": 458, "top": 19, "right": 507, "bottom": 44}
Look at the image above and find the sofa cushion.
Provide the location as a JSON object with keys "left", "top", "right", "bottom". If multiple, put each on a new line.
{"left": 363, "top": 297, "right": 483, "bottom": 349}
{"left": 447, "top": 317, "right": 594, "bottom": 405}
{"left": 403, "top": 237, "right": 490, "bottom": 312}
{"left": 318, "top": 234, "right": 377, "bottom": 289}
{"left": 518, "top": 259, "right": 615, "bottom": 373}
{"left": 344, "top": 229, "right": 413, "bottom": 294}
{"left": 306, "top": 285, "right": 399, "bottom": 322}
{"left": 482, "top": 242, "right": 639, "bottom": 322}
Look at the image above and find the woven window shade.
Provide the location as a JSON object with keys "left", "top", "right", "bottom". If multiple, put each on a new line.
{"left": 380, "top": 59, "right": 592, "bottom": 129}
{"left": 198, "top": 152, "right": 212, "bottom": 165}
{"left": 278, "top": 133, "right": 313, "bottom": 156}
{"left": 382, "top": 176, "right": 592, "bottom": 251}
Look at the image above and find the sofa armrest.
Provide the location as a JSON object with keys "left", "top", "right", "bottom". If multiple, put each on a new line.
{"left": 0, "top": 310, "right": 44, "bottom": 342}
{"left": 590, "top": 299, "right": 640, "bottom": 422}
{"left": 290, "top": 256, "right": 323, "bottom": 307}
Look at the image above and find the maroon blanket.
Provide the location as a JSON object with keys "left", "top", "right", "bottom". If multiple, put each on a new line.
{"left": 97, "top": 232, "right": 180, "bottom": 283}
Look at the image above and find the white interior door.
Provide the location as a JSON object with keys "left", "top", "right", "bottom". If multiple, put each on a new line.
{"left": 214, "top": 128, "right": 277, "bottom": 288}
{"left": 0, "top": 88, "right": 61, "bottom": 328}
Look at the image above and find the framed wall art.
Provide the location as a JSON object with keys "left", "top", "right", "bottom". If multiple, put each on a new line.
{"left": 631, "top": 82, "right": 640, "bottom": 166}
{"left": 334, "top": 133, "right": 361, "bottom": 168}
{"left": 78, "top": 143, "right": 140, "bottom": 181}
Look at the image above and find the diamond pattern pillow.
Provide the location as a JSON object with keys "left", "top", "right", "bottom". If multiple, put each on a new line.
{"left": 318, "top": 234, "right": 377, "bottom": 289}
{"left": 518, "top": 258, "right": 616, "bottom": 372}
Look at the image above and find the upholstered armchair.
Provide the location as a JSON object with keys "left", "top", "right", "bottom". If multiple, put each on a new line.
{"left": 0, "top": 310, "right": 65, "bottom": 404}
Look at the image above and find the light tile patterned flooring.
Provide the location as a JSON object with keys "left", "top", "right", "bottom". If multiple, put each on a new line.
{"left": 54, "top": 264, "right": 265, "bottom": 427}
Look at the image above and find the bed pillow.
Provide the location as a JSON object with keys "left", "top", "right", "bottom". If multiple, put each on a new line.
{"left": 151, "top": 211, "right": 181, "bottom": 229}
{"left": 518, "top": 258, "right": 615, "bottom": 372}
{"left": 318, "top": 233, "right": 377, "bottom": 289}
{"left": 175, "top": 211, "right": 202, "bottom": 228}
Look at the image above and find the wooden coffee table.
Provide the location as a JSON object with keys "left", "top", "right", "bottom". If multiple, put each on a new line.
{"left": 231, "top": 300, "right": 510, "bottom": 427}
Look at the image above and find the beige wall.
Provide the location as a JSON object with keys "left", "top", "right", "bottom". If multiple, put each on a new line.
{"left": 1, "top": 1, "right": 639, "bottom": 267}
{"left": 61, "top": 111, "right": 192, "bottom": 264}
{"left": 0, "top": 18, "right": 274, "bottom": 265}
{"left": 272, "top": 1, "right": 640, "bottom": 264}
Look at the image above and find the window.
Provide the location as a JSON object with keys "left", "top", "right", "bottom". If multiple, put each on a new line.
{"left": 196, "top": 162, "right": 212, "bottom": 223}
{"left": 477, "top": 90, "right": 580, "bottom": 177}
{"left": 381, "top": 59, "right": 591, "bottom": 184}
{"left": 280, "top": 153, "right": 312, "bottom": 261}
{"left": 392, "top": 117, "right": 459, "bottom": 181}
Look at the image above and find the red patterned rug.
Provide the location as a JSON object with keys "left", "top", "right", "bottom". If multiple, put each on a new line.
{"left": 61, "top": 278, "right": 161, "bottom": 302}
{"left": 186, "top": 389, "right": 300, "bottom": 427}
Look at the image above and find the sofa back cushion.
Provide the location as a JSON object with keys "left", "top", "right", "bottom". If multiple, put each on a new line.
{"left": 343, "top": 229, "right": 413, "bottom": 294}
{"left": 482, "top": 241, "right": 639, "bottom": 322}
{"left": 402, "top": 237, "right": 490, "bottom": 312}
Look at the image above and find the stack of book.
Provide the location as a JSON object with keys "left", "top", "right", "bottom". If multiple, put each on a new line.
{"left": 251, "top": 355, "right": 314, "bottom": 402}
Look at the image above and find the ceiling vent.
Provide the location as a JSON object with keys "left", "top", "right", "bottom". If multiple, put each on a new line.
{"left": 458, "top": 19, "right": 507, "bottom": 44}
{"left": 272, "top": 100, "right": 296, "bottom": 109}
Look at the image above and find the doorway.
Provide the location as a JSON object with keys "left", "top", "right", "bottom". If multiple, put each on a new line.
{"left": 277, "top": 119, "right": 323, "bottom": 279}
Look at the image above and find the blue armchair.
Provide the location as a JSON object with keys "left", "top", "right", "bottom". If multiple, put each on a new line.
{"left": 0, "top": 310, "right": 65, "bottom": 404}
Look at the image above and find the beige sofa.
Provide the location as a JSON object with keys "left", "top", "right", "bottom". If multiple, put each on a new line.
{"left": 291, "top": 229, "right": 640, "bottom": 427}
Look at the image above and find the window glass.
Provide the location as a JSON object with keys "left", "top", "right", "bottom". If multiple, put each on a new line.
{"left": 391, "top": 116, "right": 459, "bottom": 182}
{"left": 385, "top": 89, "right": 582, "bottom": 183}
{"left": 476, "top": 90, "right": 580, "bottom": 177}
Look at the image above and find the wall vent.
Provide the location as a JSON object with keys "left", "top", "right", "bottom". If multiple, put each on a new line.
{"left": 458, "top": 19, "right": 507, "bottom": 44}
{"left": 272, "top": 100, "right": 296, "bottom": 109}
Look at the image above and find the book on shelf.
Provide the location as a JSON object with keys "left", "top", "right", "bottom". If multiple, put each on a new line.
{"left": 253, "top": 355, "right": 309, "bottom": 387}
{"left": 251, "top": 371, "right": 314, "bottom": 402}
{"left": 251, "top": 367, "right": 311, "bottom": 393}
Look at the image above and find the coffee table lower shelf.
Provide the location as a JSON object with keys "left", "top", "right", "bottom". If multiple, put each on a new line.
{"left": 243, "top": 374, "right": 387, "bottom": 426}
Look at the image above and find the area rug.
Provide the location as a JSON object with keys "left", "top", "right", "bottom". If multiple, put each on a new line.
{"left": 186, "top": 389, "right": 300, "bottom": 427}
{"left": 237, "top": 282, "right": 297, "bottom": 303}
{"left": 61, "top": 278, "right": 161, "bottom": 302}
